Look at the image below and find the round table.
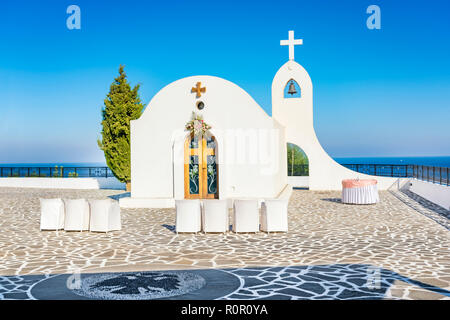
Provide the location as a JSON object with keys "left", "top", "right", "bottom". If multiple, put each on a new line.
{"left": 341, "top": 179, "right": 379, "bottom": 204}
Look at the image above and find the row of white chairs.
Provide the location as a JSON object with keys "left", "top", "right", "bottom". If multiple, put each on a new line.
{"left": 175, "top": 199, "right": 288, "bottom": 233}
{"left": 40, "top": 198, "right": 121, "bottom": 233}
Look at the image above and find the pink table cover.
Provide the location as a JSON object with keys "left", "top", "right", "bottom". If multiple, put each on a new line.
{"left": 342, "top": 179, "right": 377, "bottom": 188}
{"left": 341, "top": 179, "right": 379, "bottom": 204}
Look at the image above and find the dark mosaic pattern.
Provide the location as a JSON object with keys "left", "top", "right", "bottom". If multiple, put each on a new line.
{"left": 220, "top": 264, "right": 450, "bottom": 300}
{"left": 1, "top": 264, "right": 450, "bottom": 300}
{"left": 0, "top": 274, "right": 49, "bottom": 300}
{"left": 73, "top": 271, "right": 206, "bottom": 300}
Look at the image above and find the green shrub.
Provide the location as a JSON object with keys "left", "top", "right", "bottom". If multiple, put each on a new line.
{"left": 52, "top": 165, "right": 63, "bottom": 178}
{"left": 53, "top": 166, "right": 59, "bottom": 177}
{"left": 30, "top": 171, "right": 39, "bottom": 177}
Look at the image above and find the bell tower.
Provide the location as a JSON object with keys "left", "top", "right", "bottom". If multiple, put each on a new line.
{"left": 271, "top": 31, "right": 405, "bottom": 191}
{"left": 272, "top": 60, "right": 314, "bottom": 135}
{"left": 273, "top": 30, "right": 314, "bottom": 134}
{"left": 272, "top": 31, "right": 364, "bottom": 190}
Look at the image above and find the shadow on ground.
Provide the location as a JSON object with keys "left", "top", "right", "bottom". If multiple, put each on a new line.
{"left": 320, "top": 198, "right": 342, "bottom": 203}
{"left": 162, "top": 224, "right": 176, "bottom": 233}
{"left": 2, "top": 264, "right": 449, "bottom": 300}
{"left": 108, "top": 192, "right": 131, "bottom": 201}
{"left": 390, "top": 189, "right": 450, "bottom": 230}
{"left": 222, "top": 263, "right": 450, "bottom": 300}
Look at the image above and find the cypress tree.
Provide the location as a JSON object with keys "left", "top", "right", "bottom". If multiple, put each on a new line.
{"left": 98, "top": 65, "right": 143, "bottom": 190}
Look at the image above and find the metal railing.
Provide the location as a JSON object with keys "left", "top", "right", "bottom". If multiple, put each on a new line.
{"left": 341, "top": 164, "right": 449, "bottom": 186}
{"left": 0, "top": 166, "right": 114, "bottom": 178}
{"left": 341, "top": 164, "right": 414, "bottom": 178}
{"left": 287, "top": 163, "right": 450, "bottom": 186}
{"left": 287, "top": 164, "right": 415, "bottom": 177}
{"left": 411, "top": 165, "right": 450, "bottom": 186}
{"left": 1, "top": 164, "right": 448, "bottom": 186}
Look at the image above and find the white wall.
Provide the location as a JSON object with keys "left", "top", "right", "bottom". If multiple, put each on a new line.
{"left": 271, "top": 60, "right": 402, "bottom": 191}
{"left": 0, "top": 177, "right": 125, "bottom": 190}
{"left": 273, "top": 118, "right": 288, "bottom": 195}
{"left": 408, "top": 179, "right": 450, "bottom": 210}
{"left": 287, "top": 176, "right": 309, "bottom": 188}
{"left": 130, "top": 75, "right": 286, "bottom": 203}
{"left": 125, "top": 59, "right": 409, "bottom": 209}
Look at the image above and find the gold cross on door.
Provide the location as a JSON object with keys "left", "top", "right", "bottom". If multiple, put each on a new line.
{"left": 184, "top": 134, "right": 218, "bottom": 199}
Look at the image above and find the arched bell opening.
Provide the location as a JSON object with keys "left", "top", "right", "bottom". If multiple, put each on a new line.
{"left": 283, "top": 79, "right": 301, "bottom": 98}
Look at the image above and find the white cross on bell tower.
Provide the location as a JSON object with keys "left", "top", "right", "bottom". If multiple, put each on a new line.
{"left": 280, "top": 30, "right": 303, "bottom": 61}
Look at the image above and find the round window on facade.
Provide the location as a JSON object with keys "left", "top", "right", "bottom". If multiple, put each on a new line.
{"left": 196, "top": 101, "right": 205, "bottom": 110}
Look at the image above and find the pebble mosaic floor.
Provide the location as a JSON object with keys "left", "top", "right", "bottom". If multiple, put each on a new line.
{"left": 0, "top": 187, "right": 449, "bottom": 300}
{"left": 73, "top": 271, "right": 206, "bottom": 300}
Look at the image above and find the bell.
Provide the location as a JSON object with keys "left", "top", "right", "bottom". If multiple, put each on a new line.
{"left": 287, "top": 81, "right": 297, "bottom": 95}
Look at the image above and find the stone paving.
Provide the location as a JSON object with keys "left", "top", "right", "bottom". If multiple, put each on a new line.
{"left": 390, "top": 189, "right": 450, "bottom": 230}
{"left": 0, "top": 187, "right": 449, "bottom": 299}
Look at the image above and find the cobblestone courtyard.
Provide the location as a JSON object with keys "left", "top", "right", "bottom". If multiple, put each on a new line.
{"left": 0, "top": 187, "right": 449, "bottom": 299}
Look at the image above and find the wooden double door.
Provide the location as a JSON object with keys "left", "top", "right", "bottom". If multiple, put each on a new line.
{"left": 184, "top": 134, "right": 218, "bottom": 199}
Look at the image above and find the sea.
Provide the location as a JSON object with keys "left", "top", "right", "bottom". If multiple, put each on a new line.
{"left": 333, "top": 156, "right": 450, "bottom": 167}
{"left": 1, "top": 157, "right": 450, "bottom": 168}
{"left": 0, "top": 163, "right": 107, "bottom": 168}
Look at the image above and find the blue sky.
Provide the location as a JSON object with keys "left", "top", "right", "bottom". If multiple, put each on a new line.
{"left": 1, "top": 0, "right": 449, "bottom": 163}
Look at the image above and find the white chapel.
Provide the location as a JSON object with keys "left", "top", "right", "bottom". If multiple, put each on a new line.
{"left": 120, "top": 31, "right": 396, "bottom": 208}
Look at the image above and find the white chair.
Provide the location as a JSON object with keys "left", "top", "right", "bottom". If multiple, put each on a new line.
{"left": 64, "top": 199, "right": 90, "bottom": 231}
{"left": 89, "top": 199, "right": 121, "bottom": 232}
{"left": 40, "top": 198, "right": 65, "bottom": 231}
{"left": 232, "top": 199, "right": 260, "bottom": 233}
{"left": 202, "top": 199, "right": 229, "bottom": 233}
{"left": 260, "top": 199, "right": 288, "bottom": 233}
{"left": 175, "top": 199, "right": 201, "bottom": 233}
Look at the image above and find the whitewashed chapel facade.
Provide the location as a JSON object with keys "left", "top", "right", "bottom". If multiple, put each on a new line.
{"left": 120, "top": 31, "right": 400, "bottom": 208}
